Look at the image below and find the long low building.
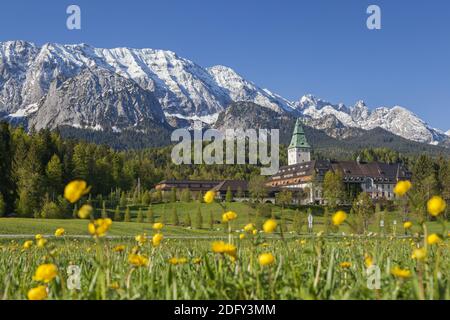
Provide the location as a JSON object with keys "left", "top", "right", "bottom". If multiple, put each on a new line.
{"left": 155, "top": 179, "right": 280, "bottom": 203}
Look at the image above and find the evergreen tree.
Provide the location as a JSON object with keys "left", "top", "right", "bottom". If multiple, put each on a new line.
{"left": 184, "top": 212, "right": 192, "bottom": 228}
{"left": 146, "top": 206, "right": 155, "bottom": 223}
{"left": 194, "top": 207, "right": 203, "bottom": 229}
{"left": 124, "top": 207, "right": 131, "bottom": 222}
{"left": 101, "top": 201, "right": 108, "bottom": 218}
{"left": 208, "top": 211, "right": 214, "bottom": 230}
{"left": 137, "top": 208, "right": 144, "bottom": 223}
{"left": 0, "top": 193, "right": 5, "bottom": 217}
{"left": 171, "top": 207, "right": 179, "bottom": 226}
{"left": 114, "top": 206, "right": 121, "bottom": 221}
{"left": 181, "top": 188, "right": 191, "bottom": 202}
{"left": 170, "top": 187, "right": 177, "bottom": 203}
{"left": 292, "top": 210, "right": 304, "bottom": 234}
{"left": 45, "top": 154, "right": 63, "bottom": 199}
{"left": 225, "top": 186, "right": 233, "bottom": 203}
{"left": 119, "top": 192, "right": 127, "bottom": 207}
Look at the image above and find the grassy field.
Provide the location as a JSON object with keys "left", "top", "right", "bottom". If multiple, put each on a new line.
{"left": 1, "top": 200, "right": 448, "bottom": 300}
{"left": 0, "top": 201, "right": 444, "bottom": 236}
{"left": 1, "top": 234, "right": 448, "bottom": 300}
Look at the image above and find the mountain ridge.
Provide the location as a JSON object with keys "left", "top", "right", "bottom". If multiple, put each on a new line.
{"left": 0, "top": 40, "right": 448, "bottom": 147}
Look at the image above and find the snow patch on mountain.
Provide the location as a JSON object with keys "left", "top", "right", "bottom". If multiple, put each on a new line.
{"left": 296, "top": 94, "right": 447, "bottom": 144}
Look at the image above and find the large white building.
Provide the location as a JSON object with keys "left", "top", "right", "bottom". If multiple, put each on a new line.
{"left": 267, "top": 119, "right": 411, "bottom": 204}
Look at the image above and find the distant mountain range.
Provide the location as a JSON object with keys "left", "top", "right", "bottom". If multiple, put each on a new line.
{"left": 1, "top": 40, "right": 449, "bottom": 150}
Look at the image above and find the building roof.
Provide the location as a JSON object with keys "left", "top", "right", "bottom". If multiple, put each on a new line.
{"left": 288, "top": 118, "right": 311, "bottom": 149}
{"left": 268, "top": 160, "right": 411, "bottom": 186}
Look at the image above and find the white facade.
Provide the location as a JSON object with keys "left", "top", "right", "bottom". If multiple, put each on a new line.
{"left": 288, "top": 147, "right": 311, "bottom": 166}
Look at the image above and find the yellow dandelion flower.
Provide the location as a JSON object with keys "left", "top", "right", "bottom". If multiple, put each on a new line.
{"left": 113, "top": 245, "right": 126, "bottom": 253}
{"left": 258, "top": 253, "right": 275, "bottom": 266}
{"left": 35, "top": 234, "right": 43, "bottom": 240}
{"left": 364, "top": 254, "right": 373, "bottom": 268}
{"left": 109, "top": 282, "right": 120, "bottom": 290}
{"left": 169, "top": 257, "right": 188, "bottom": 265}
{"left": 192, "top": 257, "right": 202, "bottom": 264}
{"left": 152, "top": 223, "right": 164, "bottom": 231}
{"left": 393, "top": 180, "right": 412, "bottom": 197}
{"left": 64, "top": 180, "right": 91, "bottom": 203}
{"left": 222, "top": 211, "right": 238, "bottom": 223}
{"left": 37, "top": 238, "right": 47, "bottom": 248}
{"left": 391, "top": 266, "right": 411, "bottom": 279}
{"left": 403, "top": 221, "right": 412, "bottom": 229}
{"left": 239, "top": 233, "right": 246, "bottom": 240}
{"left": 332, "top": 211, "right": 347, "bottom": 226}
{"left": 78, "top": 204, "right": 93, "bottom": 219}
{"left": 152, "top": 233, "right": 164, "bottom": 247}
{"left": 263, "top": 219, "right": 277, "bottom": 233}
{"left": 135, "top": 233, "right": 147, "bottom": 245}
{"left": 412, "top": 248, "right": 427, "bottom": 260}
{"left": 211, "top": 241, "right": 237, "bottom": 258}
{"left": 340, "top": 262, "right": 352, "bottom": 268}
{"left": 33, "top": 264, "right": 58, "bottom": 283}
{"left": 23, "top": 240, "right": 33, "bottom": 250}
{"left": 88, "top": 218, "right": 112, "bottom": 237}
{"left": 244, "top": 223, "right": 255, "bottom": 233}
{"left": 204, "top": 190, "right": 216, "bottom": 204}
{"left": 128, "top": 254, "right": 149, "bottom": 267}
{"left": 427, "top": 234, "right": 442, "bottom": 245}
{"left": 252, "top": 229, "right": 258, "bottom": 235}
{"left": 427, "top": 196, "right": 446, "bottom": 217}
{"left": 27, "top": 286, "right": 48, "bottom": 300}
{"left": 54, "top": 228, "right": 65, "bottom": 237}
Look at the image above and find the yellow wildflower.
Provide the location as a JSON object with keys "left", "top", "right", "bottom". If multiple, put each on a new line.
{"left": 244, "top": 223, "right": 255, "bottom": 233}
{"left": 340, "top": 262, "right": 352, "bottom": 268}
{"left": 23, "top": 240, "right": 33, "bottom": 250}
{"left": 391, "top": 266, "right": 411, "bottom": 279}
{"left": 393, "top": 180, "right": 412, "bottom": 197}
{"left": 427, "top": 196, "right": 446, "bottom": 217}
{"left": 211, "top": 241, "right": 237, "bottom": 258}
{"left": 33, "top": 264, "right": 58, "bottom": 283}
{"left": 37, "top": 238, "right": 47, "bottom": 248}
{"left": 192, "top": 257, "right": 202, "bottom": 264}
{"left": 364, "top": 254, "right": 373, "bottom": 268}
{"left": 113, "top": 245, "right": 126, "bottom": 253}
{"left": 88, "top": 218, "right": 112, "bottom": 237}
{"left": 64, "top": 180, "right": 91, "bottom": 203}
{"left": 35, "top": 234, "right": 43, "bottom": 240}
{"left": 135, "top": 233, "right": 147, "bottom": 246}
{"left": 169, "top": 257, "right": 188, "bottom": 265}
{"left": 128, "top": 254, "right": 149, "bottom": 267}
{"left": 204, "top": 190, "right": 216, "bottom": 204}
{"left": 152, "top": 222, "right": 164, "bottom": 231}
{"left": 78, "top": 204, "right": 93, "bottom": 219}
{"left": 263, "top": 219, "right": 277, "bottom": 233}
{"left": 258, "top": 253, "right": 275, "bottom": 266}
{"left": 403, "top": 221, "right": 412, "bottom": 229}
{"left": 54, "top": 228, "right": 65, "bottom": 237}
{"left": 222, "top": 211, "right": 238, "bottom": 222}
{"left": 412, "top": 248, "right": 427, "bottom": 260}
{"left": 27, "top": 286, "right": 48, "bottom": 300}
{"left": 239, "top": 233, "right": 246, "bottom": 240}
{"left": 427, "top": 234, "right": 442, "bottom": 245}
{"left": 332, "top": 211, "right": 347, "bottom": 226}
{"left": 152, "top": 233, "right": 164, "bottom": 247}
{"left": 252, "top": 229, "right": 258, "bottom": 235}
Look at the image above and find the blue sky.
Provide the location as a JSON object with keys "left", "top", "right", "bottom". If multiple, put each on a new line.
{"left": 1, "top": 0, "right": 449, "bottom": 130}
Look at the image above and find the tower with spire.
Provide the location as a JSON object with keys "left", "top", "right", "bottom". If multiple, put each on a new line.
{"left": 288, "top": 119, "right": 311, "bottom": 165}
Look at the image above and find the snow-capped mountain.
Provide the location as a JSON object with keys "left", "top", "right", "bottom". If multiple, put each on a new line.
{"left": 0, "top": 40, "right": 448, "bottom": 146}
{"left": 446, "top": 130, "right": 450, "bottom": 137}
{"left": 297, "top": 96, "right": 448, "bottom": 145}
